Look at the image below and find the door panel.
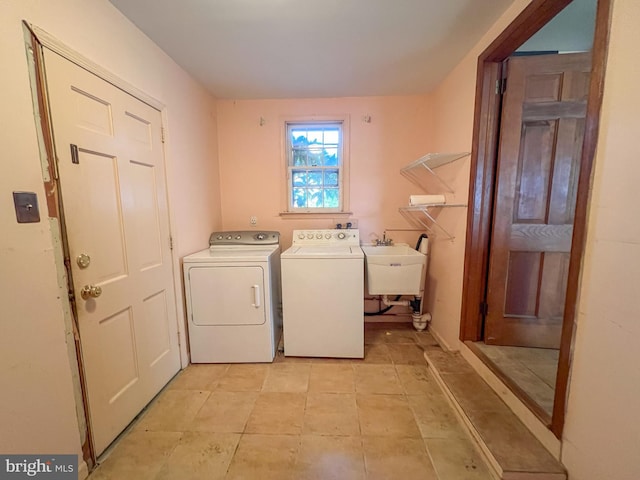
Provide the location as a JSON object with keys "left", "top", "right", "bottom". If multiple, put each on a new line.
{"left": 485, "top": 52, "right": 591, "bottom": 348}
{"left": 43, "top": 49, "right": 180, "bottom": 454}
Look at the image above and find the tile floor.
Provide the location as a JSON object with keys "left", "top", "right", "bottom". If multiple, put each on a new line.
{"left": 89, "top": 323, "right": 493, "bottom": 480}
{"left": 474, "top": 342, "right": 559, "bottom": 417}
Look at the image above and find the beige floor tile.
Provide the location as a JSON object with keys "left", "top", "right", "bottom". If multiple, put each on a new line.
{"left": 215, "top": 364, "right": 268, "bottom": 392}
{"left": 365, "top": 324, "right": 419, "bottom": 344}
{"left": 395, "top": 365, "right": 440, "bottom": 395}
{"left": 356, "top": 394, "right": 421, "bottom": 437}
{"left": 294, "top": 435, "right": 365, "bottom": 480}
{"left": 468, "top": 409, "right": 564, "bottom": 474}
{"left": 90, "top": 431, "right": 181, "bottom": 480}
{"left": 167, "top": 364, "right": 229, "bottom": 391}
{"left": 245, "top": 392, "right": 306, "bottom": 434}
{"left": 154, "top": 431, "right": 240, "bottom": 480}
{"left": 189, "top": 391, "right": 258, "bottom": 433}
{"left": 225, "top": 433, "right": 300, "bottom": 480}
{"left": 360, "top": 343, "right": 393, "bottom": 364}
{"left": 407, "top": 393, "right": 467, "bottom": 439}
{"left": 354, "top": 364, "right": 403, "bottom": 394}
{"left": 364, "top": 325, "right": 388, "bottom": 344}
{"left": 262, "top": 363, "right": 311, "bottom": 392}
{"left": 308, "top": 364, "right": 355, "bottom": 393}
{"left": 136, "top": 389, "right": 209, "bottom": 432}
{"left": 362, "top": 436, "right": 438, "bottom": 480}
{"left": 424, "top": 349, "right": 475, "bottom": 374}
{"left": 441, "top": 373, "right": 508, "bottom": 413}
{"left": 303, "top": 393, "right": 360, "bottom": 436}
{"left": 414, "top": 330, "right": 439, "bottom": 346}
{"left": 380, "top": 328, "right": 419, "bottom": 344}
{"left": 425, "top": 437, "right": 493, "bottom": 480}
{"left": 387, "top": 343, "right": 427, "bottom": 365}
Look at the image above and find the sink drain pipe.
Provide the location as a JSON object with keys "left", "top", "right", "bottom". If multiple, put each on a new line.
{"left": 380, "top": 295, "right": 431, "bottom": 331}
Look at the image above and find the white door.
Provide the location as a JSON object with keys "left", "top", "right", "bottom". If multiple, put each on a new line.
{"left": 43, "top": 49, "right": 181, "bottom": 455}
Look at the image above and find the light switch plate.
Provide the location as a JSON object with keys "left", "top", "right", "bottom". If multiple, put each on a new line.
{"left": 13, "top": 191, "right": 40, "bottom": 223}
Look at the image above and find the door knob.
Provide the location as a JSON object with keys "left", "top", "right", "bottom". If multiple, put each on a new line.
{"left": 81, "top": 285, "right": 102, "bottom": 300}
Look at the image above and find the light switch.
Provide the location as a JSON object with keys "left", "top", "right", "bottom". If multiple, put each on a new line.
{"left": 13, "top": 191, "right": 40, "bottom": 223}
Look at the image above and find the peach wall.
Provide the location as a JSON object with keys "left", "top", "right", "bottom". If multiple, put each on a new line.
{"left": 0, "top": 0, "right": 220, "bottom": 467}
{"left": 217, "top": 96, "right": 433, "bottom": 249}
{"left": 426, "top": 0, "right": 531, "bottom": 349}
{"left": 561, "top": 0, "right": 640, "bottom": 478}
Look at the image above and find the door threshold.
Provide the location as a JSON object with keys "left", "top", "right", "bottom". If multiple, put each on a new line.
{"left": 465, "top": 341, "right": 552, "bottom": 425}
{"left": 460, "top": 342, "right": 561, "bottom": 459}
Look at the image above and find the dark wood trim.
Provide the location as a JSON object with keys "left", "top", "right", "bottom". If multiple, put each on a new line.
{"left": 460, "top": 0, "right": 612, "bottom": 439}
{"left": 465, "top": 341, "right": 552, "bottom": 426}
{"left": 551, "top": 0, "right": 613, "bottom": 437}
{"left": 460, "top": 0, "right": 571, "bottom": 343}
{"left": 26, "top": 24, "right": 96, "bottom": 468}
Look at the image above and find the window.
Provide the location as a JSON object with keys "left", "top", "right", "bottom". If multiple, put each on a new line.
{"left": 286, "top": 121, "right": 344, "bottom": 212}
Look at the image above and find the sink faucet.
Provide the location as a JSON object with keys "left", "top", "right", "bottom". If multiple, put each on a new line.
{"left": 375, "top": 232, "right": 393, "bottom": 246}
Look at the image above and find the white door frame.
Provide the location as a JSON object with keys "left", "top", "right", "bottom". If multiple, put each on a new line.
{"left": 23, "top": 21, "right": 189, "bottom": 467}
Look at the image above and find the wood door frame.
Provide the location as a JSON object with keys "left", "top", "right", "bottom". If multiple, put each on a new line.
{"left": 459, "top": 0, "right": 612, "bottom": 438}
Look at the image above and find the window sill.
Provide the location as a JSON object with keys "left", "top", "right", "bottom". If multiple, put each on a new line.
{"left": 279, "top": 211, "right": 353, "bottom": 219}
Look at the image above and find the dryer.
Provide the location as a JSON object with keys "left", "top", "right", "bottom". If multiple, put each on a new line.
{"left": 183, "top": 231, "right": 281, "bottom": 363}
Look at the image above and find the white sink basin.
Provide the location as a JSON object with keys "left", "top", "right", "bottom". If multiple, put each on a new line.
{"left": 362, "top": 244, "right": 426, "bottom": 295}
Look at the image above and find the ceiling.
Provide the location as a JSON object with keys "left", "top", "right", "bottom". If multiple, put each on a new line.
{"left": 108, "top": 0, "right": 516, "bottom": 99}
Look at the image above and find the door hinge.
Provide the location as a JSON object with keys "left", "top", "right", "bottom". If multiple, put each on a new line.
{"left": 480, "top": 301, "right": 489, "bottom": 317}
{"left": 161, "top": 127, "right": 166, "bottom": 144}
{"left": 169, "top": 235, "right": 174, "bottom": 251}
{"left": 496, "top": 78, "right": 507, "bottom": 95}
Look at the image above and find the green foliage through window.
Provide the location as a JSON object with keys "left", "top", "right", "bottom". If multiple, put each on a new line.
{"left": 287, "top": 123, "right": 342, "bottom": 210}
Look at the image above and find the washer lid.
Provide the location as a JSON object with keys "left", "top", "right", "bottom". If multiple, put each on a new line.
{"left": 183, "top": 245, "right": 278, "bottom": 263}
{"left": 282, "top": 245, "right": 363, "bottom": 259}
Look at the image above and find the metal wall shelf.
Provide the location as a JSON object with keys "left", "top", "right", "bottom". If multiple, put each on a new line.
{"left": 400, "top": 152, "right": 470, "bottom": 240}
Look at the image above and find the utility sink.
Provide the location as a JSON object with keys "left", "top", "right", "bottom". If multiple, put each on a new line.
{"left": 362, "top": 243, "right": 427, "bottom": 296}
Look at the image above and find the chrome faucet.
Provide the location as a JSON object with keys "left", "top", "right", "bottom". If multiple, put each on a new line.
{"left": 375, "top": 232, "right": 393, "bottom": 246}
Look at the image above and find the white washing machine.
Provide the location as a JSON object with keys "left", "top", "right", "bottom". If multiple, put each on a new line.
{"left": 281, "top": 229, "right": 364, "bottom": 358}
{"left": 183, "top": 231, "right": 281, "bottom": 363}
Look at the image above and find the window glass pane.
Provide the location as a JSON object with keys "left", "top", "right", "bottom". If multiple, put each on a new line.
{"left": 307, "top": 172, "right": 322, "bottom": 186}
{"left": 307, "top": 188, "right": 322, "bottom": 208}
{"left": 291, "top": 131, "right": 308, "bottom": 145}
{"left": 292, "top": 171, "right": 306, "bottom": 186}
{"left": 288, "top": 122, "right": 342, "bottom": 210}
{"left": 323, "top": 148, "right": 338, "bottom": 166}
{"left": 292, "top": 188, "right": 307, "bottom": 208}
{"left": 324, "top": 188, "right": 339, "bottom": 208}
{"left": 324, "top": 129, "right": 340, "bottom": 145}
{"left": 308, "top": 147, "right": 323, "bottom": 166}
{"left": 307, "top": 130, "right": 323, "bottom": 144}
{"left": 293, "top": 148, "right": 307, "bottom": 166}
{"left": 324, "top": 170, "right": 338, "bottom": 186}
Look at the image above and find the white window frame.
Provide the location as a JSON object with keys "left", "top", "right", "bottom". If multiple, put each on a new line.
{"left": 283, "top": 117, "right": 350, "bottom": 214}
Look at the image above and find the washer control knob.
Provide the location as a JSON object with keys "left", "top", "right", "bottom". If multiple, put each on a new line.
{"left": 298, "top": 233, "right": 305, "bottom": 239}
{"left": 316, "top": 233, "right": 323, "bottom": 239}
{"left": 235, "top": 235, "right": 242, "bottom": 240}
{"left": 256, "top": 233, "right": 266, "bottom": 240}
{"left": 307, "top": 233, "right": 314, "bottom": 239}
{"left": 325, "top": 233, "right": 332, "bottom": 239}
{"left": 337, "top": 232, "right": 346, "bottom": 239}
{"left": 216, "top": 235, "right": 223, "bottom": 240}
{"left": 226, "top": 235, "right": 233, "bottom": 240}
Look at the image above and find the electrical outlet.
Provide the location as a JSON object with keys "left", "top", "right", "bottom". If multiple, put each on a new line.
{"left": 250, "top": 216, "right": 257, "bottom": 226}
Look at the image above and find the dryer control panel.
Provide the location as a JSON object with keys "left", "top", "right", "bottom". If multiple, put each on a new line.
{"left": 209, "top": 230, "right": 280, "bottom": 246}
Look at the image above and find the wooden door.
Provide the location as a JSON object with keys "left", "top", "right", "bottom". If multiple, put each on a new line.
{"left": 43, "top": 49, "right": 181, "bottom": 454}
{"left": 485, "top": 53, "right": 591, "bottom": 348}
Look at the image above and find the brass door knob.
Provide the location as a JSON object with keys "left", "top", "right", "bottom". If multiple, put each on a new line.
{"left": 80, "top": 285, "right": 102, "bottom": 300}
